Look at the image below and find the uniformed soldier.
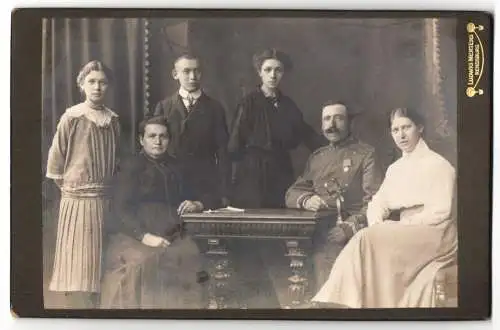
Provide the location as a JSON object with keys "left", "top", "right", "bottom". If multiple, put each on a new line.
{"left": 285, "top": 101, "right": 383, "bottom": 291}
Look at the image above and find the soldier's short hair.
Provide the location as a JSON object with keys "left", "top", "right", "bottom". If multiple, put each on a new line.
{"left": 321, "top": 100, "right": 357, "bottom": 118}
{"left": 321, "top": 100, "right": 348, "bottom": 110}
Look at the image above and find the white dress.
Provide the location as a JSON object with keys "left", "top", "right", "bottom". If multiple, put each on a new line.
{"left": 312, "top": 139, "right": 457, "bottom": 308}
{"left": 46, "top": 103, "right": 120, "bottom": 293}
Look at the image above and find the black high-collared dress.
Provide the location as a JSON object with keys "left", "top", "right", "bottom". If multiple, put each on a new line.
{"left": 228, "top": 88, "right": 326, "bottom": 208}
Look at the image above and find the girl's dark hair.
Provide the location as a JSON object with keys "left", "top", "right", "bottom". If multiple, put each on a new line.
{"left": 138, "top": 116, "right": 171, "bottom": 138}
{"left": 252, "top": 48, "right": 293, "bottom": 73}
{"left": 388, "top": 107, "right": 425, "bottom": 128}
{"left": 76, "top": 60, "right": 114, "bottom": 87}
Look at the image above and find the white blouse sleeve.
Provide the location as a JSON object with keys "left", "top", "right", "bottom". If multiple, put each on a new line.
{"left": 46, "top": 113, "right": 72, "bottom": 180}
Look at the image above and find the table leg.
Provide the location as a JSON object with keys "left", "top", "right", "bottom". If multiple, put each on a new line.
{"left": 284, "top": 240, "right": 309, "bottom": 308}
{"left": 205, "top": 238, "right": 231, "bottom": 309}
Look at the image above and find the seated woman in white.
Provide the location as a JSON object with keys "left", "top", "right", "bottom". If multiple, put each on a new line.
{"left": 311, "top": 107, "right": 457, "bottom": 308}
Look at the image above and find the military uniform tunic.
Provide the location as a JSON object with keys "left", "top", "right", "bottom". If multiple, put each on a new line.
{"left": 285, "top": 135, "right": 382, "bottom": 289}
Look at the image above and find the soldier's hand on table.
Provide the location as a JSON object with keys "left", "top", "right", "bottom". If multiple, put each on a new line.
{"left": 303, "top": 195, "right": 328, "bottom": 211}
{"left": 328, "top": 226, "right": 348, "bottom": 244}
{"left": 141, "top": 233, "right": 170, "bottom": 248}
{"left": 177, "top": 200, "right": 204, "bottom": 215}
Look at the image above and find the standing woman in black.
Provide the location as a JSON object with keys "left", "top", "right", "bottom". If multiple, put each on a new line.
{"left": 229, "top": 48, "right": 325, "bottom": 208}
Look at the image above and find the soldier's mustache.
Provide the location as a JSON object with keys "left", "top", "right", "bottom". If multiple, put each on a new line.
{"left": 324, "top": 127, "right": 339, "bottom": 134}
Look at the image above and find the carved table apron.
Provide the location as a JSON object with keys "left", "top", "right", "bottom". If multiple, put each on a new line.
{"left": 181, "top": 209, "right": 335, "bottom": 309}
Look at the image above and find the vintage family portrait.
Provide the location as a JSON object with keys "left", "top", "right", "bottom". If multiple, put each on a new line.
{"left": 37, "top": 13, "right": 466, "bottom": 312}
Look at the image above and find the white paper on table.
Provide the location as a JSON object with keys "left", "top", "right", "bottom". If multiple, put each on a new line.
{"left": 203, "top": 206, "right": 245, "bottom": 213}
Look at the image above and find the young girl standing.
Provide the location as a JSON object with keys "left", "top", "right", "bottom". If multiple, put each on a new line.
{"left": 46, "top": 60, "right": 120, "bottom": 308}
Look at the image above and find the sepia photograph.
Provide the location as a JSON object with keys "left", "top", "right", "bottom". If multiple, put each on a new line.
{"left": 10, "top": 9, "right": 492, "bottom": 320}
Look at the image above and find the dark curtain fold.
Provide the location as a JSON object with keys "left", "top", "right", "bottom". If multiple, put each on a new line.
{"left": 422, "top": 18, "right": 457, "bottom": 166}
{"left": 148, "top": 19, "right": 190, "bottom": 116}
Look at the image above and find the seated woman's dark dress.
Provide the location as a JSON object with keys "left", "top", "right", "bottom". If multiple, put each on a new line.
{"left": 100, "top": 151, "right": 205, "bottom": 309}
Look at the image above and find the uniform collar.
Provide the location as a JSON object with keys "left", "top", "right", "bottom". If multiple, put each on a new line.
{"left": 328, "top": 134, "right": 356, "bottom": 149}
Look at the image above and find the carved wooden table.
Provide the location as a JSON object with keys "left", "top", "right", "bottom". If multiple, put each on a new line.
{"left": 181, "top": 209, "right": 334, "bottom": 309}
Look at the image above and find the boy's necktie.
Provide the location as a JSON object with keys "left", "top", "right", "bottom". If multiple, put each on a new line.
{"left": 186, "top": 94, "right": 195, "bottom": 112}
